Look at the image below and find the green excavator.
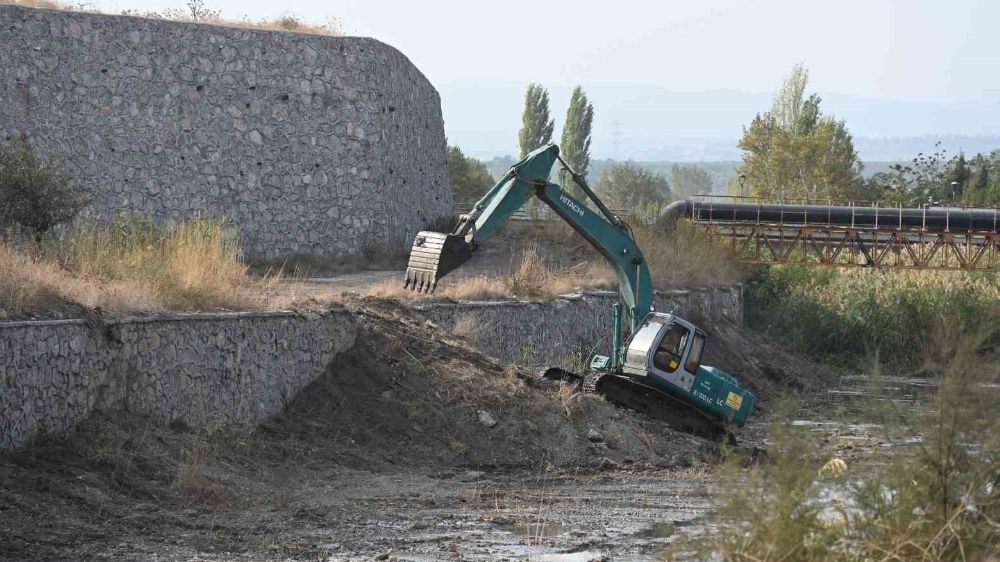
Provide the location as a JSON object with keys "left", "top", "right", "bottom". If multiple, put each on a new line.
{"left": 404, "top": 144, "right": 754, "bottom": 441}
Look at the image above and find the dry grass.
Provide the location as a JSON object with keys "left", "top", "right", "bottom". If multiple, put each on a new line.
{"left": 556, "top": 383, "right": 583, "bottom": 419}
{"left": 368, "top": 218, "right": 742, "bottom": 303}
{"left": 56, "top": 217, "right": 258, "bottom": 309}
{"left": 2, "top": 0, "right": 341, "bottom": 36}
{"left": 368, "top": 274, "right": 505, "bottom": 301}
{"left": 634, "top": 220, "right": 747, "bottom": 289}
{"left": 0, "top": 217, "right": 282, "bottom": 319}
{"left": 506, "top": 242, "right": 549, "bottom": 298}
{"left": 0, "top": 243, "right": 162, "bottom": 317}
{"left": 507, "top": 215, "right": 746, "bottom": 290}
{"left": 451, "top": 314, "right": 480, "bottom": 341}
{"left": 0, "top": 243, "right": 72, "bottom": 317}
{"left": 2, "top": 0, "right": 66, "bottom": 10}
{"left": 227, "top": 15, "right": 340, "bottom": 36}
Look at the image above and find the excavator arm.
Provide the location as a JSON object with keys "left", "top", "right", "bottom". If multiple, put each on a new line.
{"left": 404, "top": 144, "right": 652, "bottom": 331}
{"left": 405, "top": 144, "right": 755, "bottom": 439}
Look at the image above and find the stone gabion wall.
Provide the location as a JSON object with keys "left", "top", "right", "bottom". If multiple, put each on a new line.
{"left": 0, "top": 308, "right": 356, "bottom": 449}
{"left": 415, "top": 286, "right": 743, "bottom": 368}
{"left": 0, "top": 288, "right": 741, "bottom": 449}
{"left": 0, "top": 5, "right": 451, "bottom": 259}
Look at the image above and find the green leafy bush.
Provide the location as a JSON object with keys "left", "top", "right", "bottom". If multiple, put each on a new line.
{"left": 0, "top": 136, "right": 89, "bottom": 236}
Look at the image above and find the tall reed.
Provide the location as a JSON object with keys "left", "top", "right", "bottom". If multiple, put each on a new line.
{"left": 746, "top": 266, "right": 1000, "bottom": 369}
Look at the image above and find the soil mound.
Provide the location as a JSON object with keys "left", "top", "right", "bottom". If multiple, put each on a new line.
{"left": 699, "top": 320, "right": 837, "bottom": 406}
{"left": 267, "top": 297, "right": 712, "bottom": 469}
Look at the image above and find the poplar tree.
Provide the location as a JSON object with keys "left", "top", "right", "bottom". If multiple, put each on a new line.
{"left": 518, "top": 83, "right": 555, "bottom": 158}
{"left": 772, "top": 63, "right": 809, "bottom": 134}
{"left": 738, "top": 64, "right": 863, "bottom": 200}
{"left": 560, "top": 86, "right": 594, "bottom": 194}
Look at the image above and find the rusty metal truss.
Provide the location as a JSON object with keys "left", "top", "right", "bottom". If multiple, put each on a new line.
{"left": 690, "top": 196, "right": 1000, "bottom": 271}
{"left": 700, "top": 224, "right": 1000, "bottom": 271}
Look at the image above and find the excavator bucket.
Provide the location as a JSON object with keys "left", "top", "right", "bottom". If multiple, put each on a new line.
{"left": 403, "top": 231, "right": 473, "bottom": 293}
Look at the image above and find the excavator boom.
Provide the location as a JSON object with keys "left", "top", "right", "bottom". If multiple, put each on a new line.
{"left": 403, "top": 143, "right": 754, "bottom": 440}
{"left": 405, "top": 144, "right": 651, "bottom": 331}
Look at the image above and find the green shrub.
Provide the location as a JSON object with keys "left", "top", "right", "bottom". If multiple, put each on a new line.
{"left": 0, "top": 136, "right": 90, "bottom": 236}
{"left": 448, "top": 146, "right": 494, "bottom": 203}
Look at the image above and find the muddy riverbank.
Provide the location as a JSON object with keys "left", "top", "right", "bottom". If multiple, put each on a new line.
{"left": 1, "top": 298, "right": 837, "bottom": 561}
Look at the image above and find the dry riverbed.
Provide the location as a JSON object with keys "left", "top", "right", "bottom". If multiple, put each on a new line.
{"left": 2, "top": 298, "right": 852, "bottom": 562}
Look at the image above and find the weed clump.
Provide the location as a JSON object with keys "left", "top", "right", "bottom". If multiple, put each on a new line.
{"left": 0, "top": 136, "right": 89, "bottom": 236}
{"left": 675, "top": 330, "right": 1000, "bottom": 562}
{"left": 57, "top": 215, "right": 255, "bottom": 309}
{"left": 0, "top": 216, "right": 280, "bottom": 318}
{"left": 170, "top": 428, "right": 235, "bottom": 507}
{"left": 506, "top": 243, "right": 552, "bottom": 298}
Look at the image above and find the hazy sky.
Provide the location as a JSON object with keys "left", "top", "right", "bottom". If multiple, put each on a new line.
{"left": 83, "top": 0, "right": 1000, "bottom": 158}
{"left": 88, "top": 0, "right": 1000, "bottom": 103}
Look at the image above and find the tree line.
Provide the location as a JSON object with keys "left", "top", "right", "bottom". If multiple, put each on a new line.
{"left": 450, "top": 66, "right": 1000, "bottom": 213}
{"left": 736, "top": 63, "right": 1000, "bottom": 207}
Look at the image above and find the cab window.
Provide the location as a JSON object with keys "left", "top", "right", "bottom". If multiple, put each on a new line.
{"left": 653, "top": 323, "right": 690, "bottom": 373}
{"left": 685, "top": 331, "right": 705, "bottom": 374}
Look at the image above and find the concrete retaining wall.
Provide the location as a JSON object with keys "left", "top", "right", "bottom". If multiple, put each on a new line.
{"left": 0, "top": 307, "right": 355, "bottom": 449}
{"left": 415, "top": 286, "right": 743, "bottom": 368}
{"left": 0, "top": 5, "right": 451, "bottom": 259}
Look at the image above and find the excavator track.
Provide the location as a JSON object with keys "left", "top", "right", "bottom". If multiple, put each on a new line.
{"left": 542, "top": 368, "right": 736, "bottom": 445}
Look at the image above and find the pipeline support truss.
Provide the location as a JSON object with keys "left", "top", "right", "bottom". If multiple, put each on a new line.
{"left": 688, "top": 197, "right": 1000, "bottom": 272}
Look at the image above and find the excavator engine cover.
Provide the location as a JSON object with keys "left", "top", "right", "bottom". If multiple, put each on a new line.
{"left": 404, "top": 231, "right": 473, "bottom": 292}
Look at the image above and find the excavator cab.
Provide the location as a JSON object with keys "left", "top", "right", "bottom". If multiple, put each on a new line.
{"left": 622, "top": 313, "right": 754, "bottom": 426}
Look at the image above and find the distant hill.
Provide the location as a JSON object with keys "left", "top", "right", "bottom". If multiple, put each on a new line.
{"left": 483, "top": 156, "right": 739, "bottom": 193}
{"left": 481, "top": 156, "right": 987, "bottom": 196}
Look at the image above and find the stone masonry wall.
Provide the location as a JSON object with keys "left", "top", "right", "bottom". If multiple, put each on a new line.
{"left": 0, "top": 288, "right": 741, "bottom": 449}
{"left": 0, "top": 5, "right": 451, "bottom": 259}
{"left": 0, "top": 307, "right": 356, "bottom": 449}
{"left": 415, "top": 286, "right": 743, "bottom": 368}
